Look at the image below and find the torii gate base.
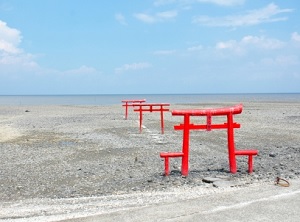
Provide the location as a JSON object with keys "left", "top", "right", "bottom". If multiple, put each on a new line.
{"left": 160, "top": 104, "right": 258, "bottom": 176}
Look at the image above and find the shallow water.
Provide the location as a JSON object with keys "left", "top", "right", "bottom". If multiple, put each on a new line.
{"left": 0, "top": 93, "right": 299, "bottom": 105}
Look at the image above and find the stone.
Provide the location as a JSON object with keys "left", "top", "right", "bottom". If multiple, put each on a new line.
{"left": 213, "top": 180, "right": 238, "bottom": 188}
{"left": 202, "top": 177, "right": 222, "bottom": 183}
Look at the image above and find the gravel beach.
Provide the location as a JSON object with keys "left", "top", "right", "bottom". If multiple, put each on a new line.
{"left": 0, "top": 101, "right": 300, "bottom": 221}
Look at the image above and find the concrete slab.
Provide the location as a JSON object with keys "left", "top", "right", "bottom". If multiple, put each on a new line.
{"left": 61, "top": 180, "right": 300, "bottom": 222}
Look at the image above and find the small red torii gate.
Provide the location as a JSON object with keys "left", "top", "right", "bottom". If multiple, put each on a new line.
{"left": 133, "top": 103, "right": 170, "bottom": 134}
{"left": 122, "top": 99, "right": 146, "bottom": 120}
{"left": 160, "top": 104, "right": 258, "bottom": 176}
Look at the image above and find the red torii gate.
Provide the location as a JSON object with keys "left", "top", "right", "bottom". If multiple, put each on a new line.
{"left": 122, "top": 99, "right": 146, "bottom": 120}
{"left": 133, "top": 103, "right": 170, "bottom": 134}
{"left": 160, "top": 104, "right": 258, "bottom": 176}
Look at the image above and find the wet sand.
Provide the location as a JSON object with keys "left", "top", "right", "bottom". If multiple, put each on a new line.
{"left": 0, "top": 102, "right": 299, "bottom": 221}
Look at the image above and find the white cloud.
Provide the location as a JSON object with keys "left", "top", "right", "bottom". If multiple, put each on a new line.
{"left": 154, "top": 0, "right": 177, "bottom": 6}
{"left": 157, "top": 10, "right": 178, "bottom": 19}
{"left": 0, "top": 20, "right": 22, "bottom": 54}
{"left": 134, "top": 13, "right": 156, "bottom": 23}
{"left": 216, "top": 40, "right": 236, "bottom": 49}
{"left": 216, "top": 35, "right": 285, "bottom": 54}
{"left": 154, "top": 0, "right": 244, "bottom": 6}
{"left": 241, "top": 36, "right": 285, "bottom": 49}
{"left": 187, "top": 44, "right": 203, "bottom": 51}
{"left": 0, "top": 39, "right": 21, "bottom": 54}
{"left": 0, "top": 20, "right": 39, "bottom": 71}
{"left": 115, "top": 13, "right": 127, "bottom": 25}
{"left": 196, "top": 0, "right": 245, "bottom": 6}
{"left": 115, "top": 62, "right": 151, "bottom": 74}
{"left": 291, "top": 32, "right": 300, "bottom": 42}
{"left": 153, "top": 50, "right": 176, "bottom": 55}
{"left": 193, "top": 3, "right": 293, "bottom": 27}
{"left": 261, "top": 55, "right": 299, "bottom": 66}
{"left": 0, "top": 20, "right": 98, "bottom": 77}
{"left": 0, "top": 53, "right": 37, "bottom": 68}
{"left": 134, "top": 10, "right": 177, "bottom": 23}
{"left": 63, "top": 65, "right": 97, "bottom": 75}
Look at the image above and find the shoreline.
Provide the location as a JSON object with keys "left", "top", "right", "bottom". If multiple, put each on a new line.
{"left": 1, "top": 93, "right": 300, "bottom": 106}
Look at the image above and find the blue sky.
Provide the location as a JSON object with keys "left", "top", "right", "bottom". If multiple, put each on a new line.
{"left": 0, "top": 0, "right": 299, "bottom": 95}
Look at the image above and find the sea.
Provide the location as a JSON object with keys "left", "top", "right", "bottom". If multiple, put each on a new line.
{"left": 0, "top": 93, "right": 300, "bottom": 105}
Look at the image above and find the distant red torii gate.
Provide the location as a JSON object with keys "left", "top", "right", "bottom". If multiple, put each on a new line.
{"left": 133, "top": 103, "right": 170, "bottom": 134}
{"left": 122, "top": 99, "right": 146, "bottom": 120}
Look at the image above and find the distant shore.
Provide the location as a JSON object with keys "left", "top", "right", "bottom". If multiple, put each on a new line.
{"left": 1, "top": 93, "right": 300, "bottom": 105}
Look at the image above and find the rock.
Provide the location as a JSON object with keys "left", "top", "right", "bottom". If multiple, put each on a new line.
{"left": 213, "top": 180, "right": 238, "bottom": 188}
{"left": 269, "top": 153, "right": 276, "bottom": 157}
{"left": 202, "top": 177, "right": 222, "bottom": 183}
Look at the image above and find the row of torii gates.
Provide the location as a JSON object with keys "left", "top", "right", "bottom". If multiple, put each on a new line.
{"left": 122, "top": 99, "right": 258, "bottom": 176}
